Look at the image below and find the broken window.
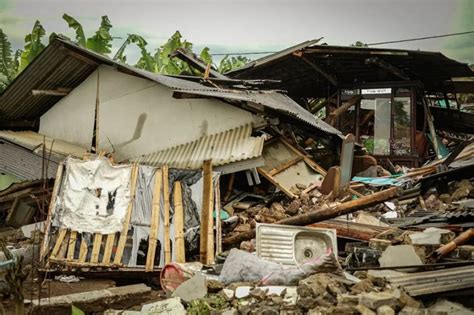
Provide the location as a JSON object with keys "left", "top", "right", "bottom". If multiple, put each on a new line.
{"left": 359, "top": 98, "right": 391, "bottom": 155}
{"left": 392, "top": 96, "right": 411, "bottom": 155}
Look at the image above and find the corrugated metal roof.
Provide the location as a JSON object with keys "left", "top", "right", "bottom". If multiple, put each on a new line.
{"left": 0, "top": 139, "right": 58, "bottom": 180}
{"left": 174, "top": 88, "right": 342, "bottom": 135}
{"left": 131, "top": 124, "right": 264, "bottom": 169}
{"left": 0, "top": 36, "right": 341, "bottom": 137}
{"left": 0, "top": 131, "right": 88, "bottom": 159}
{"left": 385, "top": 265, "right": 474, "bottom": 296}
{"left": 227, "top": 40, "right": 474, "bottom": 98}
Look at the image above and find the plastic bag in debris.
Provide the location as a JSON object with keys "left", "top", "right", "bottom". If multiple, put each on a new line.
{"left": 219, "top": 248, "right": 340, "bottom": 286}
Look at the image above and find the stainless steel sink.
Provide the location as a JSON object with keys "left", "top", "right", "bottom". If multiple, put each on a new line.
{"left": 256, "top": 223, "right": 337, "bottom": 266}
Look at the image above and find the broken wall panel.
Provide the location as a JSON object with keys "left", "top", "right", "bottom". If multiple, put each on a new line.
{"left": 258, "top": 138, "right": 325, "bottom": 198}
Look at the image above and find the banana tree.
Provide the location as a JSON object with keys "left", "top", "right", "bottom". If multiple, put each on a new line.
{"left": 63, "top": 14, "right": 113, "bottom": 55}
{"left": 19, "top": 20, "right": 46, "bottom": 71}
{"left": 114, "top": 34, "right": 155, "bottom": 72}
{"left": 217, "top": 55, "right": 251, "bottom": 73}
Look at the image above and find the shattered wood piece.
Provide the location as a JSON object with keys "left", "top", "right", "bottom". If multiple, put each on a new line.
{"left": 269, "top": 156, "right": 304, "bottom": 176}
{"left": 163, "top": 166, "right": 171, "bottom": 264}
{"left": 279, "top": 187, "right": 399, "bottom": 226}
{"left": 79, "top": 235, "right": 88, "bottom": 263}
{"left": 222, "top": 187, "right": 399, "bottom": 246}
{"left": 173, "top": 181, "right": 185, "bottom": 263}
{"left": 91, "top": 233, "right": 102, "bottom": 263}
{"left": 146, "top": 170, "right": 162, "bottom": 271}
{"left": 432, "top": 228, "right": 474, "bottom": 261}
{"left": 113, "top": 164, "right": 139, "bottom": 265}
{"left": 49, "top": 229, "right": 67, "bottom": 260}
{"left": 320, "top": 166, "right": 340, "bottom": 196}
{"left": 102, "top": 233, "right": 115, "bottom": 264}
{"left": 257, "top": 167, "right": 297, "bottom": 198}
{"left": 67, "top": 231, "right": 77, "bottom": 261}
{"left": 200, "top": 160, "right": 214, "bottom": 264}
{"left": 40, "top": 162, "right": 64, "bottom": 262}
{"left": 308, "top": 220, "right": 389, "bottom": 241}
{"left": 326, "top": 96, "right": 361, "bottom": 125}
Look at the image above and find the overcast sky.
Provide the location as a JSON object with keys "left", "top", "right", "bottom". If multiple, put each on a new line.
{"left": 0, "top": 0, "right": 472, "bottom": 64}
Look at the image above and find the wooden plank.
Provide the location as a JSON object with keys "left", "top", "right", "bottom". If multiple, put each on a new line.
{"left": 162, "top": 166, "right": 171, "bottom": 264}
{"left": 257, "top": 168, "right": 297, "bottom": 198}
{"left": 40, "top": 163, "right": 64, "bottom": 261}
{"left": 173, "top": 181, "right": 185, "bottom": 263}
{"left": 146, "top": 169, "right": 162, "bottom": 272}
{"left": 214, "top": 179, "right": 222, "bottom": 256}
{"left": 269, "top": 156, "right": 304, "bottom": 176}
{"left": 200, "top": 160, "right": 214, "bottom": 264}
{"left": 50, "top": 229, "right": 67, "bottom": 259}
{"left": 91, "top": 233, "right": 103, "bottom": 263}
{"left": 113, "top": 164, "right": 139, "bottom": 265}
{"left": 102, "top": 234, "right": 115, "bottom": 265}
{"left": 78, "top": 235, "right": 88, "bottom": 263}
{"left": 67, "top": 231, "right": 77, "bottom": 261}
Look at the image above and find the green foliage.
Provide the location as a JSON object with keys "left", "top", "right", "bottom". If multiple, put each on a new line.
{"left": 0, "top": 15, "right": 255, "bottom": 93}
{"left": 62, "top": 14, "right": 86, "bottom": 47}
{"left": 86, "top": 16, "right": 113, "bottom": 55}
{"left": 218, "top": 55, "right": 251, "bottom": 73}
{"left": 351, "top": 41, "right": 368, "bottom": 48}
{"left": 0, "top": 29, "right": 15, "bottom": 91}
{"left": 20, "top": 20, "right": 46, "bottom": 71}
{"left": 71, "top": 305, "right": 85, "bottom": 315}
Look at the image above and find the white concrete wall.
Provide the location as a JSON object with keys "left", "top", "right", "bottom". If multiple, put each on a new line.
{"left": 39, "top": 65, "right": 254, "bottom": 161}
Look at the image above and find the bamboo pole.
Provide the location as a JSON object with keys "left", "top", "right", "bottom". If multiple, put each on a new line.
{"left": 146, "top": 169, "right": 162, "bottom": 271}
{"left": 162, "top": 166, "right": 171, "bottom": 264}
{"left": 173, "top": 181, "right": 185, "bottom": 263}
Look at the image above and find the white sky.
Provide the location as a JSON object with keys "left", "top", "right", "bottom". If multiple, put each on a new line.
{"left": 1, "top": 0, "right": 473, "bottom": 64}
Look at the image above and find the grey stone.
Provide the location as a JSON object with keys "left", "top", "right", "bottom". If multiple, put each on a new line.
{"left": 172, "top": 273, "right": 207, "bottom": 303}
{"left": 377, "top": 305, "right": 395, "bottom": 315}
{"left": 379, "top": 245, "right": 423, "bottom": 268}
{"left": 356, "top": 304, "right": 377, "bottom": 315}
{"left": 359, "top": 291, "right": 398, "bottom": 310}
{"left": 408, "top": 228, "right": 454, "bottom": 245}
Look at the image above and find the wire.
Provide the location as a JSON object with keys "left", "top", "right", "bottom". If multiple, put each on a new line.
{"left": 209, "top": 30, "right": 474, "bottom": 56}
{"left": 367, "top": 30, "right": 474, "bottom": 46}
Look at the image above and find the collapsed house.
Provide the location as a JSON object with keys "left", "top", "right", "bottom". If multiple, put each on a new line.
{"left": 228, "top": 39, "right": 474, "bottom": 167}
{"left": 0, "top": 37, "right": 474, "bottom": 314}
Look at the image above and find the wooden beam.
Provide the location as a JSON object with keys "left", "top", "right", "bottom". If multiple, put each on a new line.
{"left": 78, "top": 236, "right": 88, "bottom": 263}
{"left": 365, "top": 57, "right": 410, "bottom": 81}
{"left": 91, "top": 233, "right": 102, "bottom": 263}
{"left": 173, "top": 181, "right": 185, "bottom": 263}
{"left": 294, "top": 53, "right": 338, "bottom": 86}
{"left": 269, "top": 156, "right": 304, "bottom": 176}
{"left": 223, "top": 187, "right": 399, "bottom": 246}
{"left": 146, "top": 169, "right": 162, "bottom": 271}
{"left": 113, "top": 164, "right": 139, "bottom": 265}
{"left": 67, "top": 231, "right": 77, "bottom": 261}
{"left": 162, "top": 166, "right": 171, "bottom": 264}
{"left": 49, "top": 229, "right": 67, "bottom": 260}
{"left": 31, "top": 89, "right": 71, "bottom": 96}
{"left": 200, "top": 160, "right": 214, "bottom": 264}
{"left": 326, "top": 95, "right": 361, "bottom": 125}
{"left": 102, "top": 234, "right": 115, "bottom": 265}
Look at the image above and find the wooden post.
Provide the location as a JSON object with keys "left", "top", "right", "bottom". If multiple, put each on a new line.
{"left": 90, "top": 233, "right": 102, "bottom": 263}
{"left": 215, "top": 179, "right": 222, "bottom": 255}
{"left": 78, "top": 236, "right": 88, "bottom": 263}
{"left": 162, "top": 166, "right": 171, "bottom": 264}
{"left": 146, "top": 169, "right": 162, "bottom": 271}
{"left": 102, "top": 233, "right": 115, "bottom": 265}
{"left": 173, "top": 181, "right": 185, "bottom": 263}
{"left": 200, "top": 160, "right": 214, "bottom": 264}
{"left": 113, "top": 164, "right": 139, "bottom": 265}
{"left": 41, "top": 163, "right": 64, "bottom": 262}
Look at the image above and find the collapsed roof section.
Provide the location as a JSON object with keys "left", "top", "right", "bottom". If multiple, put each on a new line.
{"left": 0, "top": 35, "right": 341, "bottom": 140}
{"left": 227, "top": 40, "right": 474, "bottom": 98}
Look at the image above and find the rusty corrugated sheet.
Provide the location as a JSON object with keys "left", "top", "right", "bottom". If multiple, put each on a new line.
{"left": 0, "top": 140, "right": 58, "bottom": 180}
{"left": 385, "top": 265, "right": 474, "bottom": 296}
{"left": 0, "top": 131, "right": 88, "bottom": 158}
{"left": 131, "top": 124, "right": 264, "bottom": 169}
